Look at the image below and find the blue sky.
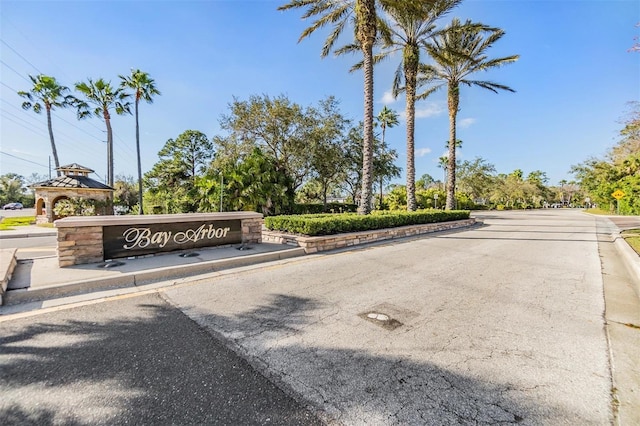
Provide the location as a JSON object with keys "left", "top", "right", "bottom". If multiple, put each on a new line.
{"left": 1, "top": 0, "right": 638, "bottom": 188}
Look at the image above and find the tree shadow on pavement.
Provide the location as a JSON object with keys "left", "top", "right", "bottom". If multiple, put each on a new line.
{"left": 182, "top": 293, "right": 612, "bottom": 426}
{"left": 0, "top": 293, "right": 323, "bottom": 426}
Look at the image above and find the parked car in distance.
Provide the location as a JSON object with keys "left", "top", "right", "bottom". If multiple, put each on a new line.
{"left": 2, "top": 202, "right": 23, "bottom": 210}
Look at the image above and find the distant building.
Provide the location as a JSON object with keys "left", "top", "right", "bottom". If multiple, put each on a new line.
{"left": 30, "top": 163, "right": 114, "bottom": 224}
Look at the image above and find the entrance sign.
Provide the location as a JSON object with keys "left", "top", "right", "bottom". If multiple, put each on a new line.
{"left": 103, "top": 220, "right": 241, "bottom": 259}
{"left": 612, "top": 190, "right": 625, "bottom": 200}
{"left": 55, "top": 212, "right": 262, "bottom": 267}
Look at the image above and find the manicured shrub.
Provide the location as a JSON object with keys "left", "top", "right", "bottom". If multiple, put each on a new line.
{"left": 264, "top": 209, "right": 470, "bottom": 236}
{"left": 293, "top": 203, "right": 358, "bottom": 214}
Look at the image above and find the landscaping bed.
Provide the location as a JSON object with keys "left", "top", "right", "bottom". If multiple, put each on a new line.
{"left": 622, "top": 229, "right": 640, "bottom": 255}
{"left": 264, "top": 210, "right": 470, "bottom": 236}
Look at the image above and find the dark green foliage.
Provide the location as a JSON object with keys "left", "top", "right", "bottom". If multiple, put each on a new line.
{"left": 222, "top": 148, "right": 295, "bottom": 216}
{"left": 265, "top": 210, "right": 470, "bottom": 236}
{"left": 293, "top": 203, "right": 358, "bottom": 214}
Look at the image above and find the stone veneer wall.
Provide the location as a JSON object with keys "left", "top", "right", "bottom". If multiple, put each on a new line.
{"left": 55, "top": 212, "right": 263, "bottom": 267}
{"left": 58, "top": 226, "right": 104, "bottom": 267}
{"left": 262, "top": 218, "right": 477, "bottom": 254}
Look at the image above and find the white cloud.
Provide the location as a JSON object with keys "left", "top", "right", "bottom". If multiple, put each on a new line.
{"left": 459, "top": 118, "right": 476, "bottom": 128}
{"left": 404, "top": 102, "right": 444, "bottom": 119}
{"left": 415, "top": 148, "right": 432, "bottom": 157}
{"left": 380, "top": 90, "right": 396, "bottom": 105}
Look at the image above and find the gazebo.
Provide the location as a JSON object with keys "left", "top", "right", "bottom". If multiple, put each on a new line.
{"left": 31, "top": 163, "right": 114, "bottom": 224}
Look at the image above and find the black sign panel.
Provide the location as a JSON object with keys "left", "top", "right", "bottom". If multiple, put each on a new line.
{"left": 103, "top": 220, "right": 242, "bottom": 259}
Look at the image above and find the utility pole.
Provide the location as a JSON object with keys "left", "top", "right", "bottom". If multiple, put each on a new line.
{"left": 220, "top": 173, "right": 224, "bottom": 212}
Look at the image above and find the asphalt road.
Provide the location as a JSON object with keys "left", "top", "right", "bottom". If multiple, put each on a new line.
{"left": 0, "top": 208, "right": 55, "bottom": 259}
{"left": 0, "top": 293, "right": 323, "bottom": 425}
{"left": 1, "top": 209, "right": 635, "bottom": 425}
{"left": 0, "top": 208, "right": 35, "bottom": 218}
{"left": 0, "top": 235, "right": 57, "bottom": 259}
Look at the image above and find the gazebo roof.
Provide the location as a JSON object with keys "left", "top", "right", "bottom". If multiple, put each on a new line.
{"left": 57, "top": 163, "right": 94, "bottom": 174}
{"left": 30, "top": 175, "right": 113, "bottom": 190}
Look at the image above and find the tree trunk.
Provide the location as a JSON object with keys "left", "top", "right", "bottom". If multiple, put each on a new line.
{"left": 104, "top": 109, "right": 114, "bottom": 187}
{"left": 404, "top": 53, "right": 418, "bottom": 211}
{"left": 46, "top": 106, "right": 61, "bottom": 176}
{"left": 322, "top": 183, "right": 328, "bottom": 211}
{"left": 135, "top": 99, "right": 144, "bottom": 214}
{"left": 446, "top": 83, "right": 459, "bottom": 210}
{"left": 356, "top": 0, "right": 376, "bottom": 215}
{"left": 379, "top": 121, "right": 387, "bottom": 210}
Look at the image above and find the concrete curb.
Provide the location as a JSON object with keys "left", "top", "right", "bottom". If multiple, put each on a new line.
{"left": 613, "top": 233, "right": 640, "bottom": 298}
{"left": 0, "top": 231, "right": 57, "bottom": 239}
{"left": 3, "top": 247, "right": 306, "bottom": 305}
{"left": 0, "top": 232, "right": 57, "bottom": 239}
{"left": 0, "top": 248, "right": 18, "bottom": 305}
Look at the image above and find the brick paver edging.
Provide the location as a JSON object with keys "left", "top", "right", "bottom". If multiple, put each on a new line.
{"left": 262, "top": 218, "right": 478, "bottom": 253}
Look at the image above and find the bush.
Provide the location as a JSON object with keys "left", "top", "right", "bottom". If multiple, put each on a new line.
{"left": 293, "top": 203, "right": 358, "bottom": 215}
{"left": 264, "top": 209, "right": 470, "bottom": 236}
{"left": 53, "top": 197, "right": 110, "bottom": 217}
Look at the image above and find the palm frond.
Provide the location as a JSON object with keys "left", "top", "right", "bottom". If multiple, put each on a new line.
{"left": 461, "top": 79, "right": 515, "bottom": 93}
{"left": 469, "top": 55, "right": 520, "bottom": 73}
{"left": 322, "top": 16, "right": 348, "bottom": 57}
{"left": 298, "top": 2, "right": 350, "bottom": 43}
{"left": 392, "top": 61, "right": 404, "bottom": 97}
{"left": 416, "top": 82, "right": 444, "bottom": 100}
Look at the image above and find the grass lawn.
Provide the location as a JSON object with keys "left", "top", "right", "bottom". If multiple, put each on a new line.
{"left": 0, "top": 216, "right": 36, "bottom": 231}
{"left": 585, "top": 208, "right": 615, "bottom": 215}
{"left": 622, "top": 229, "right": 640, "bottom": 255}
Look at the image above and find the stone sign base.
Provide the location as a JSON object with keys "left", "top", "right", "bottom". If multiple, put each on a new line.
{"left": 55, "top": 212, "right": 263, "bottom": 267}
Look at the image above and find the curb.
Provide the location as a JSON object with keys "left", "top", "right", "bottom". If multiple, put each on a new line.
{"left": 0, "top": 248, "right": 18, "bottom": 305}
{"left": 3, "top": 247, "right": 306, "bottom": 305}
{"left": 613, "top": 232, "right": 640, "bottom": 298}
{"left": 0, "top": 231, "right": 57, "bottom": 239}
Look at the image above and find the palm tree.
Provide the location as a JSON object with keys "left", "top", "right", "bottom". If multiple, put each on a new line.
{"left": 278, "top": 0, "right": 378, "bottom": 214}
{"left": 438, "top": 155, "right": 448, "bottom": 187}
{"left": 377, "top": 0, "right": 462, "bottom": 210}
{"left": 376, "top": 106, "right": 399, "bottom": 208}
{"left": 119, "top": 69, "right": 160, "bottom": 214}
{"left": 18, "top": 75, "right": 74, "bottom": 176}
{"left": 74, "top": 78, "right": 131, "bottom": 187}
{"left": 420, "top": 18, "right": 519, "bottom": 209}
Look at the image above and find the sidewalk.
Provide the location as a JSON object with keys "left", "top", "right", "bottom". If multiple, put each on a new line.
{"left": 0, "top": 224, "right": 57, "bottom": 239}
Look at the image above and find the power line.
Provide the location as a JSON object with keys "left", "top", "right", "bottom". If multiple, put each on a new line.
{"left": 0, "top": 150, "right": 49, "bottom": 169}
{"left": 0, "top": 113, "right": 48, "bottom": 137}
{"left": 0, "top": 39, "right": 43, "bottom": 75}
{"left": 0, "top": 59, "right": 31, "bottom": 84}
{"left": 0, "top": 107, "right": 48, "bottom": 135}
{"left": 0, "top": 81, "right": 18, "bottom": 93}
{"left": 51, "top": 111, "right": 104, "bottom": 143}
{"left": 1, "top": 18, "right": 73, "bottom": 83}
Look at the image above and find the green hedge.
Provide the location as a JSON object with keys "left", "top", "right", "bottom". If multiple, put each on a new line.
{"left": 293, "top": 203, "right": 358, "bottom": 214}
{"left": 264, "top": 209, "right": 470, "bottom": 236}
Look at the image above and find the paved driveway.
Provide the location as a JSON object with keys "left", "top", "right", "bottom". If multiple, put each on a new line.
{"left": 0, "top": 209, "right": 624, "bottom": 425}
{"left": 164, "top": 209, "right": 613, "bottom": 424}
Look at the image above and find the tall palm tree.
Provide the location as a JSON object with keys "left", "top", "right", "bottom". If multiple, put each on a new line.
{"left": 376, "top": 106, "right": 399, "bottom": 207}
{"left": 438, "top": 155, "right": 448, "bottom": 187}
{"left": 74, "top": 78, "right": 131, "bottom": 187}
{"left": 278, "top": 0, "right": 378, "bottom": 214}
{"left": 420, "top": 18, "right": 519, "bottom": 209}
{"left": 18, "top": 75, "right": 74, "bottom": 176}
{"left": 119, "top": 69, "right": 160, "bottom": 214}
{"left": 377, "top": 0, "right": 462, "bottom": 210}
